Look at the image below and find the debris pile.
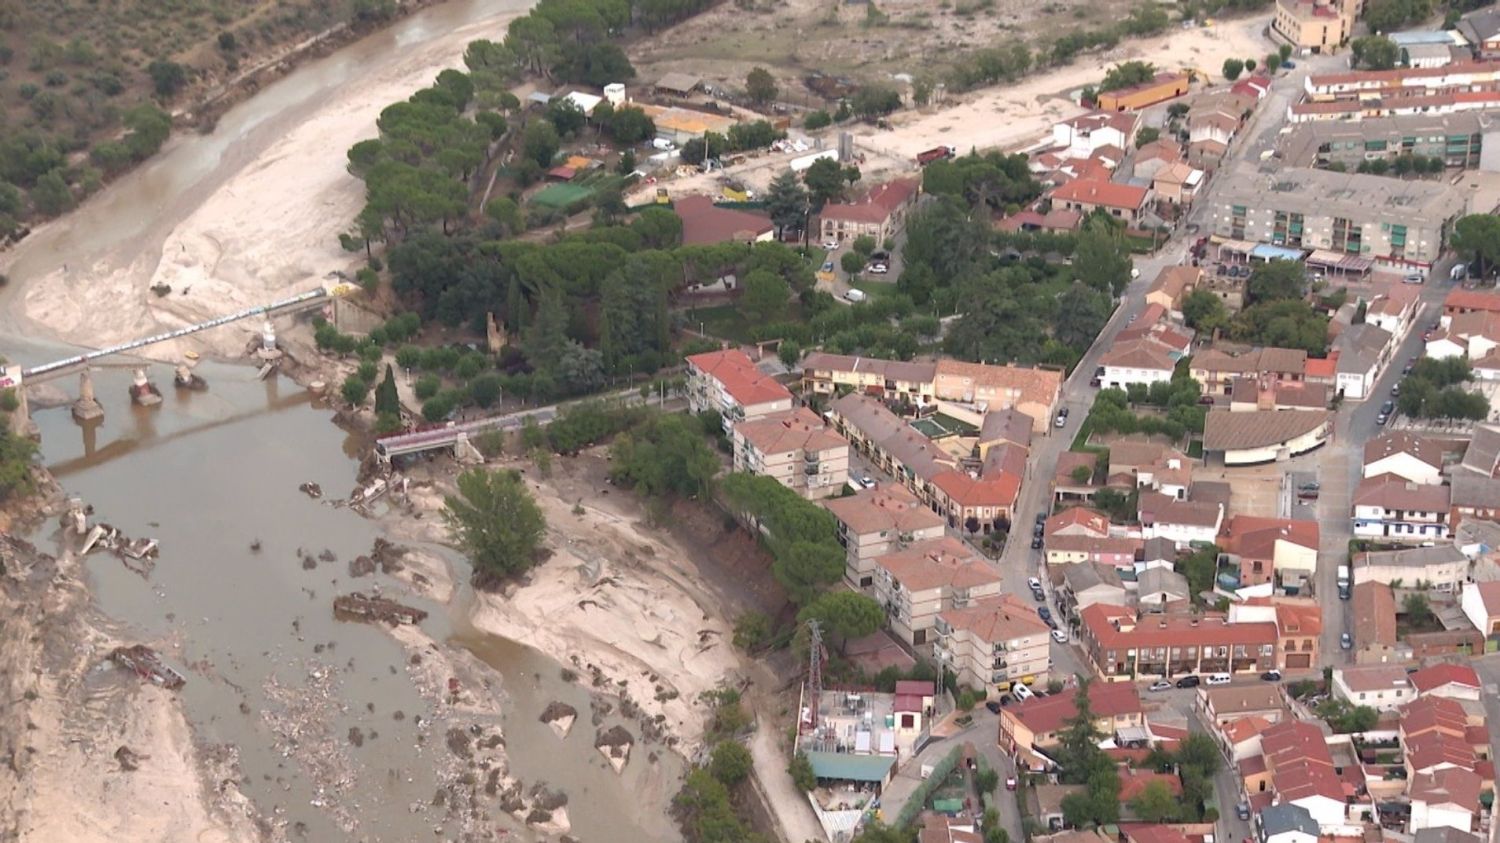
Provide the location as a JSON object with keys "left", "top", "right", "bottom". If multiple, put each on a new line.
{"left": 594, "top": 725, "right": 634, "bottom": 774}
{"left": 299, "top": 481, "right": 323, "bottom": 499}
{"left": 110, "top": 645, "right": 186, "bottom": 690}
{"left": 539, "top": 701, "right": 578, "bottom": 740}
{"left": 332, "top": 592, "right": 427, "bottom": 626}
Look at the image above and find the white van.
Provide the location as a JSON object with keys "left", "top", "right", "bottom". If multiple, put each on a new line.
{"left": 1012, "top": 682, "right": 1035, "bottom": 701}
{"left": 1206, "top": 673, "right": 1232, "bottom": 686}
{"left": 844, "top": 289, "right": 868, "bottom": 303}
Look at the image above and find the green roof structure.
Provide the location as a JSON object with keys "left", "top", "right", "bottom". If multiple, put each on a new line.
{"left": 805, "top": 751, "right": 895, "bottom": 783}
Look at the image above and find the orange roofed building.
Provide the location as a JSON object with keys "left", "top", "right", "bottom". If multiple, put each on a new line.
{"left": 1049, "top": 178, "right": 1153, "bottom": 225}
{"left": 685, "top": 349, "right": 792, "bottom": 431}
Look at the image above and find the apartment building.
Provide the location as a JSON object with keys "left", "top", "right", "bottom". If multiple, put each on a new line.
{"left": 1272, "top": 0, "right": 1355, "bottom": 55}
{"left": 1209, "top": 164, "right": 1469, "bottom": 268}
{"left": 820, "top": 178, "right": 920, "bottom": 245}
{"left": 732, "top": 408, "right": 850, "bottom": 500}
{"left": 1304, "top": 61, "right": 1500, "bottom": 98}
{"left": 801, "top": 354, "right": 1063, "bottom": 431}
{"left": 1278, "top": 113, "right": 1487, "bottom": 170}
{"left": 933, "top": 593, "right": 1051, "bottom": 695}
{"left": 824, "top": 484, "right": 945, "bottom": 589}
{"left": 873, "top": 537, "right": 1003, "bottom": 646}
{"left": 685, "top": 349, "right": 793, "bottom": 431}
{"left": 826, "top": 392, "right": 956, "bottom": 505}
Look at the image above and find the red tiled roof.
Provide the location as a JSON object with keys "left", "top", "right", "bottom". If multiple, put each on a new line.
{"left": 896, "top": 680, "right": 936, "bottom": 697}
{"left": 1123, "top": 824, "right": 1189, "bottom": 843}
{"left": 1218, "top": 515, "right": 1319, "bottom": 559}
{"left": 1410, "top": 767, "right": 1483, "bottom": 810}
{"left": 1079, "top": 603, "right": 1277, "bottom": 649}
{"left": 931, "top": 468, "right": 1021, "bottom": 508}
{"left": 686, "top": 349, "right": 792, "bottom": 407}
{"left": 1409, "top": 664, "right": 1481, "bottom": 694}
{"left": 735, "top": 408, "right": 847, "bottom": 455}
{"left": 1050, "top": 178, "right": 1150, "bottom": 212}
{"left": 821, "top": 177, "right": 919, "bottom": 224}
{"left": 673, "top": 194, "right": 774, "bottom": 245}
{"left": 1445, "top": 287, "right": 1500, "bottom": 313}
{"left": 1353, "top": 473, "right": 1451, "bottom": 513}
{"left": 1005, "top": 682, "right": 1143, "bottom": 737}
{"left": 1046, "top": 507, "right": 1113, "bottom": 538}
{"left": 1406, "top": 731, "right": 1477, "bottom": 772}
{"left": 1224, "top": 715, "right": 1275, "bottom": 745}
{"left": 1401, "top": 696, "right": 1470, "bottom": 740}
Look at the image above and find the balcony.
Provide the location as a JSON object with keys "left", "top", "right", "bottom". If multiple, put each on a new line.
{"left": 804, "top": 465, "right": 820, "bottom": 475}
{"left": 992, "top": 658, "right": 1008, "bottom": 670}
{"left": 804, "top": 452, "right": 819, "bottom": 463}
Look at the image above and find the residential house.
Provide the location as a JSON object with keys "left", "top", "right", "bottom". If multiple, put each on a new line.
{"left": 1259, "top": 720, "right": 1348, "bottom": 831}
{"left": 1209, "top": 164, "right": 1469, "bottom": 269}
{"left": 1414, "top": 829, "right": 1484, "bottom": 843}
{"left": 997, "top": 682, "right": 1145, "bottom": 767}
{"left": 673, "top": 194, "right": 775, "bottom": 245}
{"left": 1217, "top": 515, "right": 1319, "bottom": 590}
{"left": 1426, "top": 311, "right": 1500, "bottom": 361}
{"left": 826, "top": 393, "right": 955, "bottom": 504}
{"left": 1044, "top": 507, "right": 1143, "bottom": 568}
{"left": 934, "top": 593, "right": 1051, "bottom": 694}
{"left": 1133, "top": 139, "right": 1185, "bottom": 180}
{"left": 1048, "top": 179, "right": 1152, "bottom": 225}
{"left": 1153, "top": 162, "right": 1205, "bottom": 206}
{"left": 1198, "top": 684, "right": 1289, "bottom": 727}
{"left": 1099, "top": 339, "right": 1178, "bottom": 390}
{"left": 1331, "top": 664, "right": 1416, "bottom": 711}
{"left": 1136, "top": 567, "right": 1190, "bottom": 612}
{"left": 930, "top": 468, "right": 1022, "bottom": 533}
{"left": 1459, "top": 580, "right": 1500, "bottom": 635}
{"left": 1352, "top": 581, "right": 1406, "bottom": 664}
{"left": 1456, "top": 7, "right": 1500, "bottom": 59}
{"left": 1333, "top": 322, "right": 1395, "bottom": 400}
{"left": 824, "top": 484, "right": 946, "bottom": 588}
{"left": 1096, "top": 73, "right": 1191, "bottom": 112}
{"left": 1051, "top": 112, "right": 1140, "bottom": 160}
{"left": 1191, "top": 347, "right": 1307, "bottom": 395}
{"left": 1059, "top": 562, "right": 1129, "bottom": 611}
{"left": 1352, "top": 581, "right": 1404, "bottom": 664}
{"left": 732, "top": 408, "right": 851, "bottom": 500}
{"left": 1353, "top": 545, "right": 1468, "bottom": 592}
{"left": 820, "top": 177, "right": 920, "bottom": 245}
{"left": 1109, "top": 440, "right": 1193, "bottom": 499}
{"left": 1053, "top": 451, "right": 1100, "bottom": 503}
{"left": 1222, "top": 714, "right": 1277, "bottom": 764}
{"left": 1442, "top": 288, "right": 1500, "bottom": 325}
{"left": 1409, "top": 768, "right": 1483, "bottom": 833}
{"left": 1145, "top": 266, "right": 1202, "bottom": 314}
{"left": 975, "top": 408, "right": 1034, "bottom": 460}
{"left": 873, "top": 538, "right": 1003, "bottom": 646}
{"left": 932, "top": 360, "right": 1064, "bottom": 430}
{"left": 1227, "top": 378, "right": 1329, "bottom": 412}
{"left": 1138, "top": 491, "right": 1223, "bottom": 547}
{"left": 1364, "top": 290, "right": 1419, "bottom": 338}
{"left": 920, "top": 814, "right": 984, "bottom": 843}
{"left": 1352, "top": 474, "right": 1452, "bottom": 542}
{"left": 1257, "top": 803, "right": 1320, "bottom": 843}
{"left": 1364, "top": 432, "right": 1447, "bottom": 485}
{"left": 685, "top": 349, "right": 793, "bottom": 431}
{"left": 1409, "top": 664, "right": 1482, "bottom": 701}
{"left": 799, "top": 353, "right": 938, "bottom": 406}
{"left": 1202, "top": 409, "right": 1331, "bottom": 465}
{"left": 1077, "top": 604, "right": 1280, "bottom": 679}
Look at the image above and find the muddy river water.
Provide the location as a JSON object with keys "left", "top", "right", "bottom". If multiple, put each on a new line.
{"left": 0, "top": 0, "right": 688, "bottom": 839}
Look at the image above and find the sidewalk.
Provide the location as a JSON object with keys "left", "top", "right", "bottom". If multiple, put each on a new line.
{"left": 750, "top": 720, "right": 827, "bottom": 843}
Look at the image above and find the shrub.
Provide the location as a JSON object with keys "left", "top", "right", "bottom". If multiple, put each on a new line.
{"left": 341, "top": 375, "right": 369, "bottom": 405}
{"left": 414, "top": 374, "right": 441, "bottom": 400}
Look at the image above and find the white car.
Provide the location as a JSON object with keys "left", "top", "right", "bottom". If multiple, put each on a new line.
{"left": 1147, "top": 680, "right": 1173, "bottom": 692}
{"left": 822, "top": 239, "right": 839, "bottom": 251}
{"left": 867, "top": 263, "right": 888, "bottom": 275}
{"left": 1027, "top": 577, "right": 1042, "bottom": 591}
{"left": 1011, "top": 683, "right": 1035, "bottom": 701}
{"left": 1051, "top": 629, "right": 1068, "bottom": 644}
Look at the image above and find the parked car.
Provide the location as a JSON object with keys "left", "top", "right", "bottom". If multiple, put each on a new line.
{"left": 1027, "top": 577, "right": 1042, "bottom": 591}
{"left": 1403, "top": 273, "right": 1425, "bottom": 285}
{"left": 867, "top": 263, "right": 888, "bottom": 275}
{"left": 1148, "top": 680, "right": 1173, "bottom": 692}
{"left": 1031, "top": 536, "right": 1043, "bottom": 549}
{"left": 1261, "top": 669, "right": 1283, "bottom": 682}
{"left": 1175, "top": 675, "right": 1201, "bottom": 688}
{"left": 998, "top": 694, "right": 1014, "bottom": 706}
{"left": 1012, "top": 683, "right": 1035, "bottom": 701}
{"left": 1035, "top": 512, "right": 1048, "bottom": 526}
{"left": 1391, "top": 383, "right": 1400, "bottom": 397}
{"left": 1044, "top": 616, "right": 1059, "bottom": 631}
{"left": 985, "top": 700, "right": 1003, "bottom": 714}
{"left": 1030, "top": 581, "right": 1045, "bottom": 596}
{"left": 1376, "top": 413, "right": 1389, "bottom": 426}
{"left": 1381, "top": 400, "right": 1395, "bottom": 415}
{"left": 1051, "top": 629, "right": 1068, "bottom": 644}
{"left": 822, "top": 239, "right": 839, "bottom": 250}
{"left": 1006, "top": 776, "right": 1018, "bottom": 791}
{"left": 1341, "top": 632, "right": 1353, "bottom": 649}
{"left": 1282, "top": 60, "right": 1296, "bottom": 68}
{"left": 1237, "top": 802, "right": 1252, "bottom": 820}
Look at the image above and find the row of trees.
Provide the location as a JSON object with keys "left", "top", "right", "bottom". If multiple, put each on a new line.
{"left": 1183, "top": 261, "right": 1332, "bottom": 355}
{"left": 1087, "top": 373, "right": 1207, "bottom": 443}
{"left": 1397, "top": 357, "right": 1489, "bottom": 420}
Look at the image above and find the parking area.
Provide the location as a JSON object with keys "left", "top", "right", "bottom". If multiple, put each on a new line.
{"left": 1220, "top": 464, "right": 1285, "bottom": 518}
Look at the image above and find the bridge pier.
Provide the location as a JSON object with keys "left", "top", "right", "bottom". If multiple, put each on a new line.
{"left": 174, "top": 351, "right": 207, "bottom": 390}
{"left": 71, "top": 370, "right": 104, "bottom": 423}
{"left": 129, "top": 367, "right": 162, "bottom": 407}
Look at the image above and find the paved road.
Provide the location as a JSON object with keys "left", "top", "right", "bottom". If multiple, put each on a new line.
{"left": 878, "top": 710, "right": 1023, "bottom": 842}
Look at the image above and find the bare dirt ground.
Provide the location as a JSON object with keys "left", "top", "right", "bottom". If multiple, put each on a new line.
{"left": 461, "top": 451, "right": 754, "bottom": 751}
{"left": 0, "top": 533, "right": 261, "bottom": 843}
{"left": 628, "top": 15, "right": 1274, "bottom": 205}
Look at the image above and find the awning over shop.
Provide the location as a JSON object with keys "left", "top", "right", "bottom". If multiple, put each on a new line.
{"left": 1250, "top": 243, "right": 1307, "bottom": 262}
{"left": 1306, "top": 249, "right": 1373, "bottom": 275}
{"left": 1215, "top": 239, "right": 1256, "bottom": 259}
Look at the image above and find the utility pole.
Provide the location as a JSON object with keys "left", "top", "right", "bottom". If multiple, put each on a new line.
{"left": 807, "top": 619, "right": 823, "bottom": 732}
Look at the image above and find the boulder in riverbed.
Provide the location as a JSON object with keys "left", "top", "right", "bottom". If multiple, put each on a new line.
{"left": 539, "top": 701, "right": 578, "bottom": 739}
{"left": 594, "top": 725, "right": 633, "bottom": 773}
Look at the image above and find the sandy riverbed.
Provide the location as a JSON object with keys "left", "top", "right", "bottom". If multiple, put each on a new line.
{"left": 11, "top": 6, "right": 529, "bottom": 358}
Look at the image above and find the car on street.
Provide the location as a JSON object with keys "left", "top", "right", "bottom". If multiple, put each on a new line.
{"left": 1012, "top": 683, "right": 1035, "bottom": 701}
{"left": 1261, "top": 669, "right": 1282, "bottom": 682}
{"left": 1035, "top": 512, "right": 1048, "bottom": 526}
{"left": 1148, "top": 680, "right": 1173, "bottom": 692}
{"left": 1051, "top": 629, "right": 1068, "bottom": 644}
{"left": 858, "top": 474, "right": 877, "bottom": 489}
{"left": 998, "top": 694, "right": 1014, "bottom": 706}
{"left": 1027, "top": 577, "right": 1042, "bottom": 591}
{"left": 1404, "top": 358, "right": 1417, "bottom": 374}
{"left": 1033, "top": 522, "right": 1045, "bottom": 537}
{"left": 867, "top": 263, "right": 888, "bottom": 275}
{"left": 985, "top": 700, "right": 1003, "bottom": 714}
{"left": 1282, "top": 59, "right": 1296, "bottom": 68}
{"left": 821, "top": 260, "right": 834, "bottom": 272}
{"left": 1006, "top": 776, "right": 1018, "bottom": 791}
{"left": 1175, "top": 675, "right": 1201, "bottom": 688}
{"left": 1237, "top": 802, "right": 1251, "bottom": 820}
{"left": 1391, "top": 383, "right": 1400, "bottom": 397}
{"left": 1381, "top": 400, "right": 1395, "bottom": 415}
{"left": 1403, "top": 273, "right": 1425, "bottom": 285}
{"left": 1037, "top": 606, "right": 1051, "bottom": 622}
{"left": 822, "top": 239, "right": 838, "bottom": 250}
{"left": 1030, "top": 584, "right": 1045, "bottom": 599}
{"left": 1341, "top": 632, "right": 1353, "bottom": 649}
{"left": 1031, "top": 536, "right": 1043, "bottom": 549}
{"left": 1376, "top": 413, "right": 1389, "bottom": 426}
{"left": 1043, "top": 616, "right": 1059, "bottom": 631}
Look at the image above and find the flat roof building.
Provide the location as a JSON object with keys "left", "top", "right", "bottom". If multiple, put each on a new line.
{"left": 1278, "top": 112, "right": 1489, "bottom": 169}
{"left": 1209, "top": 164, "right": 1469, "bottom": 268}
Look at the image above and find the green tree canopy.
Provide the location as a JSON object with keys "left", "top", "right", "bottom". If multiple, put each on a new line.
{"left": 798, "top": 591, "right": 884, "bottom": 653}
{"left": 442, "top": 468, "right": 547, "bottom": 580}
{"left": 745, "top": 67, "right": 778, "bottom": 104}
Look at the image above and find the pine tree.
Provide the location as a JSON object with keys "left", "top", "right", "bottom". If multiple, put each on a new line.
{"left": 374, "top": 364, "right": 400, "bottom": 417}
